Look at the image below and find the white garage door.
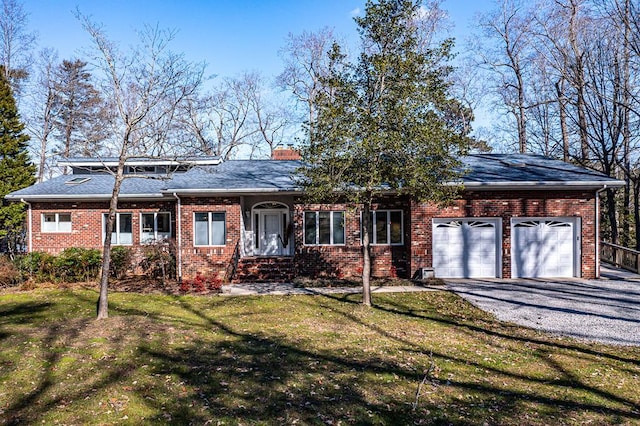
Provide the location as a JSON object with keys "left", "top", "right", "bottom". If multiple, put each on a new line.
{"left": 511, "top": 218, "right": 579, "bottom": 278}
{"left": 432, "top": 219, "right": 501, "bottom": 278}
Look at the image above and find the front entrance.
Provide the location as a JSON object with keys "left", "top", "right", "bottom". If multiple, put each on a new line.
{"left": 260, "top": 211, "right": 284, "bottom": 255}
{"left": 251, "top": 202, "right": 291, "bottom": 256}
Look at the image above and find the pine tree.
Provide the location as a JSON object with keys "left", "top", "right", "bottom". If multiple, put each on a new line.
{"left": 53, "top": 59, "right": 107, "bottom": 163}
{"left": 0, "top": 65, "right": 36, "bottom": 254}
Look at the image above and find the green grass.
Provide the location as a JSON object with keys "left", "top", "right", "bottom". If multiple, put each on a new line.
{"left": 0, "top": 288, "right": 639, "bottom": 425}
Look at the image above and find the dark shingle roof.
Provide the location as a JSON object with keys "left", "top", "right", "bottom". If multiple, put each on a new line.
{"left": 6, "top": 174, "right": 170, "bottom": 200}
{"left": 5, "top": 154, "right": 623, "bottom": 201}
{"left": 165, "top": 160, "right": 301, "bottom": 193}
{"left": 462, "top": 154, "right": 621, "bottom": 188}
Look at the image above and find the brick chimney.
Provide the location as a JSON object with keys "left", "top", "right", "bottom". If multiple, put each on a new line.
{"left": 272, "top": 145, "right": 301, "bottom": 160}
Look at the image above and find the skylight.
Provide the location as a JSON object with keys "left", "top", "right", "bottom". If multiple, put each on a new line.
{"left": 65, "top": 177, "right": 91, "bottom": 185}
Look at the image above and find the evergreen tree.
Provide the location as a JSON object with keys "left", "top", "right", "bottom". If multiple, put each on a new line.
{"left": 0, "top": 65, "right": 36, "bottom": 254}
{"left": 53, "top": 59, "right": 107, "bottom": 164}
{"left": 299, "top": 0, "right": 472, "bottom": 305}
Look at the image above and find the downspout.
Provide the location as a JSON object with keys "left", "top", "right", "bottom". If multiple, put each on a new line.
{"left": 21, "top": 199, "right": 32, "bottom": 253}
{"left": 595, "top": 185, "right": 608, "bottom": 279}
{"left": 173, "top": 193, "right": 182, "bottom": 282}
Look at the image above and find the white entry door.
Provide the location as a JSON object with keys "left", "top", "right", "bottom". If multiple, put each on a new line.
{"left": 511, "top": 218, "right": 579, "bottom": 278}
{"left": 260, "top": 212, "right": 282, "bottom": 255}
{"left": 432, "top": 218, "right": 501, "bottom": 278}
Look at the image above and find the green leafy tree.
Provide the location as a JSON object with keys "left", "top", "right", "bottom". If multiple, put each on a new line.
{"left": 0, "top": 65, "right": 36, "bottom": 254}
{"left": 298, "top": 0, "right": 472, "bottom": 306}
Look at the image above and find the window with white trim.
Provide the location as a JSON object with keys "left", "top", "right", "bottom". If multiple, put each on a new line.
{"left": 141, "top": 212, "right": 171, "bottom": 243}
{"left": 304, "top": 211, "right": 345, "bottom": 245}
{"left": 194, "top": 212, "right": 226, "bottom": 246}
{"left": 42, "top": 213, "right": 72, "bottom": 233}
{"left": 363, "top": 210, "right": 403, "bottom": 245}
{"left": 103, "top": 213, "right": 133, "bottom": 245}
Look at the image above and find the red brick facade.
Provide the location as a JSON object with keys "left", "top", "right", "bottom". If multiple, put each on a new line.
{"left": 27, "top": 189, "right": 599, "bottom": 280}
{"left": 29, "top": 200, "right": 176, "bottom": 253}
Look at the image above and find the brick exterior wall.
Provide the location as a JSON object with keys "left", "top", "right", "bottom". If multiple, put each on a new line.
{"left": 27, "top": 189, "right": 598, "bottom": 280}
{"left": 178, "top": 196, "right": 241, "bottom": 280}
{"left": 29, "top": 200, "right": 177, "bottom": 272}
{"left": 30, "top": 200, "right": 176, "bottom": 253}
{"left": 409, "top": 190, "right": 597, "bottom": 279}
{"left": 293, "top": 198, "right": 411, "bottom": 279}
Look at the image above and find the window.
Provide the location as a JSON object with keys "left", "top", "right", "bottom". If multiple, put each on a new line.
{"left": 194, "top": 212, "right": 226, "bottom": 246}
{"left": 141, "top": 212, "right": 171, "bottom": 243}
{"left": 363, "top": 210, "right": 403, "bottom": 245}
{"left": 304, "top": 211, "right": 345, "bottom": 245}
{"left": 42, "top": 213, "right": 71, "bottom": 233}
{"left": 65, "top": 177, "right": 91, "bottom": 185}
{"left": 103, "top": 213, "right": 133, "bottom": 245}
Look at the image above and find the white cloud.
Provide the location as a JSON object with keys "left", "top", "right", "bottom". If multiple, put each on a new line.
{"left": 350, "top": 7, "right": 361, "bottom": 17}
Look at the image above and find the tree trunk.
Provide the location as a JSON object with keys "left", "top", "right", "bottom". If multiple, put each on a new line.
{"left": 97, "top": 158, "right": 126, "bottom": 319}
{"left": 634, "top": 177, "right": 640, "bottom": 251}
{"left": 556, "top": 79, "right": 570, "bottom": 162}
{"left": 361, "top": 202, "right": 372, "bottom": 307}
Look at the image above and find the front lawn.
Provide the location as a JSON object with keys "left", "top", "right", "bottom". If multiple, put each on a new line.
{"left": 0, "top": 289, "right": 638, "bottom": 425}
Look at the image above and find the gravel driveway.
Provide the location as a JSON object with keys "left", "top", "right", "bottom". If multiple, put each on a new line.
{"left": 445, "top": 266, "right": 640, "bottom": 346}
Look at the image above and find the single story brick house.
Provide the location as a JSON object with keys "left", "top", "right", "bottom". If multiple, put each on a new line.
{"left": 5, "top": 149, "right": 624, "bottom": 281}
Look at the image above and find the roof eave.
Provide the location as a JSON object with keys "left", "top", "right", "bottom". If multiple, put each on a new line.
{"left": 5, "top": 193, "right": 166, "bottom": 202}
{"left": 459, "top": 180, "right": 625, "bottom": 190}
{"left": 164, "top": 188, "right": 302, "bottom": 196}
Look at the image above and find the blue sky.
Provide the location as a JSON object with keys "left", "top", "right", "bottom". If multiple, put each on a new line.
{"left": 24, "top": 0, "right": 493, "bottom": 80}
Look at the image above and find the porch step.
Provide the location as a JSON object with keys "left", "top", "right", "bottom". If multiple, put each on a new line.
{"left": 232, "top": 256, "right": 296, "bottom": 283}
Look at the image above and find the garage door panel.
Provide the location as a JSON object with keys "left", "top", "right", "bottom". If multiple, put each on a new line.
{"left": 433, "top": 219, "right": 500, "bottom": 278}
{"left": 512, "top": 219, "right": 577, "bottom": 278}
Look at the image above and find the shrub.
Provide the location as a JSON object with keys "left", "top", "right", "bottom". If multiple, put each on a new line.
{"left": 180, "top": 273, "right": 223, "bottom": 293}
{"left": 13, "top": 252, "right": 56, "bottom": 282}
{"left": 0, "top": 255, "right": 20, "bottom": 288}
{"left": 53, "top": 248, "right": 102, "bottom": 282}
{"left": 109, "top": 246, "right": 133, "bottom": 279}
{"left": 140, "top": 239, "right": 176, "bottom": 284}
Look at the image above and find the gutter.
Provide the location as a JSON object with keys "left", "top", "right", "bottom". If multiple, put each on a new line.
{"left": 595, "top": 185, "right": 608, "bottom": 279}
{"left": 459, "top": 180, "right": 625, "bottom": 190}
{"left": 173, "top": 193, "right": 183, "bottom": 282}
{"left": 5, "top": 194, "right": 167, "bottom": 201}
{"left": 21, "top": 199, "right": 32, "bottom": 253}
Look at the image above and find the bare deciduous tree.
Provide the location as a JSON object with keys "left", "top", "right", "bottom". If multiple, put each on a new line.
{"left": 0, "top": 0, "right": 36, "bottom": 93}
{"left": 24, "top": 48, "right": 58, "bottom": 183}
{"left": 277, "top": 27, "right": 336, "bottom": 138}
{"left": 78, "top": 15, "right": 204, "bottom": 319}
{"left": 475, "top": 0, "right": 534, "bottom": 153}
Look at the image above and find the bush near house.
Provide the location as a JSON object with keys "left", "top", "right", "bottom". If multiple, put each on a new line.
{"left": 109, "top": 246, "right": 133, "bottom": 279}
{"left": 12, "top": 248, "right": 102, "bottom": 283}
{"left": 140, "top": 239, "right": 177, "bottom": 284}
{"left": 0, "top": 255, "right": 20, "bottom": 288}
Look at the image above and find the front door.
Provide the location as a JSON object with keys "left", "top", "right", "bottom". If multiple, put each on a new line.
{"left": 260, "top": 211, "right": 283, "bottom": 255}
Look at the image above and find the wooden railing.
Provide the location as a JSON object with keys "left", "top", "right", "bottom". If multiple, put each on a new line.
{"left": 601, "top": 241, "right": 640, "bottom": 273}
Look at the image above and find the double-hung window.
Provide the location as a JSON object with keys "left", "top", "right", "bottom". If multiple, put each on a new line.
{"left": 304, "top": 211, "right": 345, "bottom": 245}
{"left": 194, "top": 212, "right": 226, "bottom": 246}
{"left": 104, "top": 213, "right": 133, "bottom": 245}
{"left": 364, "top": 210, "right": 403, "bottom": 245}
{"left": 42, "top": 213, "right": 72, "bottom": 233}
{"left": 141, "top": 212, "right": 171, "bottom": 243}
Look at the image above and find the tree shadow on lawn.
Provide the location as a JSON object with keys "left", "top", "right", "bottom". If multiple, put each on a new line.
{"left": 308, "top": 292, "right": 640, "bottom": 421}
{"left": 2, "top": 291, "right": 639, "bottom": 425}
{"left": 114, "top": 293, "right": 640, "bottom": 425}
{"left": 0, "top": 301, "right": 52, "bottom": 325}
{"left": 1, "top": 313, "right": 146, "bottom": 425}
